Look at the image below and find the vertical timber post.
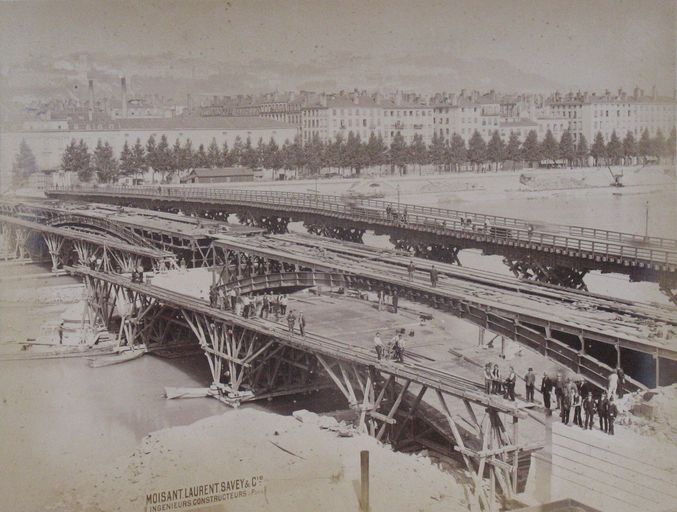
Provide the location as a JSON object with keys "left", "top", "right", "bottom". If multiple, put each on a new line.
{"left": 360, "top": 450, "right": 369, "bottom": 512}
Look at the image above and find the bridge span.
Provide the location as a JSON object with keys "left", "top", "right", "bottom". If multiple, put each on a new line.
{"left": 0, "top": 215, "right": 176, "bottom": 271}
{"left": 73, "top": 266, "right": 540, "bottom": 508}
{"left": 0, "top": 198, "right": 262, "bottom": 268}
{"left": 208, "top": 232, "right": 677, "bottom": 389}
{"left": 45, "top": 185, "right": 677, "bottom": 300}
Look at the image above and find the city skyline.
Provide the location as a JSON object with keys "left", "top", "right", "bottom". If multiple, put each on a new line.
{"left": 1, "top": 0, "right": 675, "bottom": 99}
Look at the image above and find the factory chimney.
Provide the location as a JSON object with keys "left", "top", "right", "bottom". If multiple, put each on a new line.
{"left": 88, "top": 79, "right": 94, "bottom": 121}
{"left": 121, "top": 76, "right": 128, "bottom": 118}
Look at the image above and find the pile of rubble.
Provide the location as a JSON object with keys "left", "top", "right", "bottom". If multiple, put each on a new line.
{"left": 616, "top": 384, "right": 677, "bottom": 445}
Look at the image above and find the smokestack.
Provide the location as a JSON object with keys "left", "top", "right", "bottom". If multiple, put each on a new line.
{"left": 88, "top": 79, "right": 94, "bottom": 121}
{"left": 187, "top": 93, "right": 193, "bottom": 112}
{"left": 121, "top": 77, "right": 128, "bottom": 118}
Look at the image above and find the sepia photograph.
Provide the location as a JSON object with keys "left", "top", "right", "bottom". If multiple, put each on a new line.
{"left": 0, "top": 1, "right": 675, "bottom": 511}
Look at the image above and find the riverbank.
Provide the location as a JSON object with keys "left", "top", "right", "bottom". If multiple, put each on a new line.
{"left": 49, "top": 408, "right": 470, "bottom": 512}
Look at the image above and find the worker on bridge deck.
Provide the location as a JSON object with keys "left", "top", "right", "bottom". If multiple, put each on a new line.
{"left": 429, "top": 265, "right": 439, "bottom": 287}
{"left": 407, "top": 260, "right": 415, "bottom": 281}
{"left": 598, "top": 392, "right": 609, "bottom": 433}
{"left": 491, "top": 364, "right": 501, "bottom": 394}
{"left": 583, "top": 393, "right": 595, "bottom": 429}
{"left": 572, "top": 390, "right": 583, "bottom": 428}
{"left": 540, "top": 372, "right": 553, "bottom": 412}
{"left": 607, "top": 396, "right": 618, "bottom": 435}
{"left": 484, "top": 363, "right": 493, "bottom": 394}
{"left": 374, "top": 331, "right": 383, "bottom": 360}
{"left": 504, "top": 366, "right": 516, "bottom": 401}
{"left": 392, "top": 332, "right": 404, "bottom": 363}
{"left": 287, "top": 309, "right": 297, "bottom": 335}
{"left": 524, "top": 367, "right": 536, "bottom": 402}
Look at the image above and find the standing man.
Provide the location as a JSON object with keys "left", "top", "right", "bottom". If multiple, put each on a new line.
{"left": 524, "top": 367, "right": 536, "bottom": 403}
{"left": 505, "top": 366, "right": 517, "bottom": 401}
{"left": 541, "top": 372, "right": 552, "bottom": 411}
{"left": 554, "top": 373, "right": 564, "bottom": 411}
{"left": 407, "top": 260, "right": 416, "bottom": 281}
{"left": 583, "top": 393, "right": 596, "bottom": 430}
{"left": 598, "top": 391, "right": 609, "bottom": 433}
{"left": 280, "top": 294, "right": 288, "bottom": 316}
{"left": 393, "top": 333, "right": 404, "bottom": 363}
{"left": 484, "top": 363, "right": 493, "bottom": 394}
{"left": 392, "top": 289, "right": 399, "bottom": 314}
{"left": 287, "top": 309, "right": 296, "bottom": 335}
{"left": 607, "top": 396, "right": 618, "bottom": 435}
{"left": 239, "top": 295, "right": 246, "bottom": 318}
{"left": 209, "top": 285, "right": 218, "bottom": 308}
{"left": 430, "top": 265, "right": 438, "bottom": 288}
{"left": 298, "top": 312, "right": 306, "bottom": 337}
{"left": 374, "top": 331, "right": 383, "bottom": 360}
{"left": 560, "top": 389, "right": 571, "bottom": 425}
{"left": 261, "top": 293, "right": 269, "bottom": 319}
{"left": 491, "top": 364, "right": 501, "bottom": 395}
{"left": 572, "top": 391, "right": 583, "bottom": 428}
{"left": 57, "top": 320, "right": 65, "bottom": 345}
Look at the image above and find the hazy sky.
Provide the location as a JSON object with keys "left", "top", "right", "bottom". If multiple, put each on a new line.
{"left": 1, "top": 0, "right": 675, "bottom": 93}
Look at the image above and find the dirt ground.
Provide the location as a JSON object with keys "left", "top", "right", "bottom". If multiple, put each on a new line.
{"left": 50, "top": 408, "right": 471, "bottom": 512}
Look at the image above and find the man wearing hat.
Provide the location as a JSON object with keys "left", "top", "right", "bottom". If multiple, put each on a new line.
{"left": 524, "top": 367, "right": 536, "bottom": 402}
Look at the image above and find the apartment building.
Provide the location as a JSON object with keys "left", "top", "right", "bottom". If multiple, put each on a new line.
{"left": 547, "top": 87, "right": 676, "bottom": 143}
{"left": 379, "top": 93, "right": 433, "bottom": 146}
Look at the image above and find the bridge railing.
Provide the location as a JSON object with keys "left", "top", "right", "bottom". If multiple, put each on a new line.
{"left": 46, "top": 185, "right": 677, "bottom": 267}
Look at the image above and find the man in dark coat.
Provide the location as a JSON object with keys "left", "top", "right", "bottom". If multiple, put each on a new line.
{"left": 484, "top": 363, "right": 493, "bottom": 394}
{"left": 607, "top": 396, "right": 618, "bottom": 435}
{"left": 598, "top": 392, "right": 610, "bottom": 433}
{"left": 540, "top": 373, "right": 552, "bottom": 411}
{"left": 524, "top": 368, "right": 536, "bottom": 402}
{"left": 392, "top": 289, "right": 399, "bottom": 314}
{"left": 407, "top": 260, "right": 416, "bottom": 281}
{"left": 583, "top": 393, "right": 596, "bottom": 430}
{"left": 560, "top": 390, "right": 571, "bottom": 425}
{"left": 505, "top": 366, "right": 517, "bottom": 401}
{"left": 430, "top": 265, "right": 438, "bottom": 287}
{"left": 554, "top": 373, "right": 564, "bottom": 410}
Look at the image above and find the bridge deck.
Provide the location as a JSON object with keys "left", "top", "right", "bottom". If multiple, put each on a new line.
{"left": 211, "top": 233, "right": 677, "bottom": 359}
{"left": 0, "top": 215, "right": 175, "bottom": 260}
{"left": 0, "top": 199, "right": 264, "bottom": 241}
{"left": 72, "top": 266, "right": 528, "bottom": 416}
{"left": 45, "top": 186, "right": 677, "bottom": 272}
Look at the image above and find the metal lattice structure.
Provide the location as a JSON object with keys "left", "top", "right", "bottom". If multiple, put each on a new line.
{"left": 45, "top": 186, "right": 677, "bottom": 297}
{"left": 0, "top": 215, "right": 176, "bottom": 272}
{"left": 74, "top": 266, "right": 538, "bottom": 509}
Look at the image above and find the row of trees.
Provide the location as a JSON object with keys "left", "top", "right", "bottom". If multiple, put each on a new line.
{"left": 57, "top": 127, "right": 676, "bottom": 183}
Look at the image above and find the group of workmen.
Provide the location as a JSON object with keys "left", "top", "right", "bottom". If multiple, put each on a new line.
{"left": 483, "top": 363, "right": 519, "bottom": 401}
{"left": 385, "top": 205, "right": 408, "bottom": 223}
{"left": 539, "top": 369, "right": 623, "bottom": 435}
{"left": 482, "top": 364, "right": 623, "bottom": 435}
{"left": 373, "top": 329, "right": 406, "bottom": 363}
{"left": 208, "top": 285, "right": 307, "bottom": 336}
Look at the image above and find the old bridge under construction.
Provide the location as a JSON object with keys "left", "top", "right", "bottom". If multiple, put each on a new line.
{"left": 2, "top": 190, "right": 676, "bottom": 510}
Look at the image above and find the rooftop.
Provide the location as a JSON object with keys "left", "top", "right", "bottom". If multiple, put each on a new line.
{"left": 185, "top": 167, "right": 255, "bottom": 178}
